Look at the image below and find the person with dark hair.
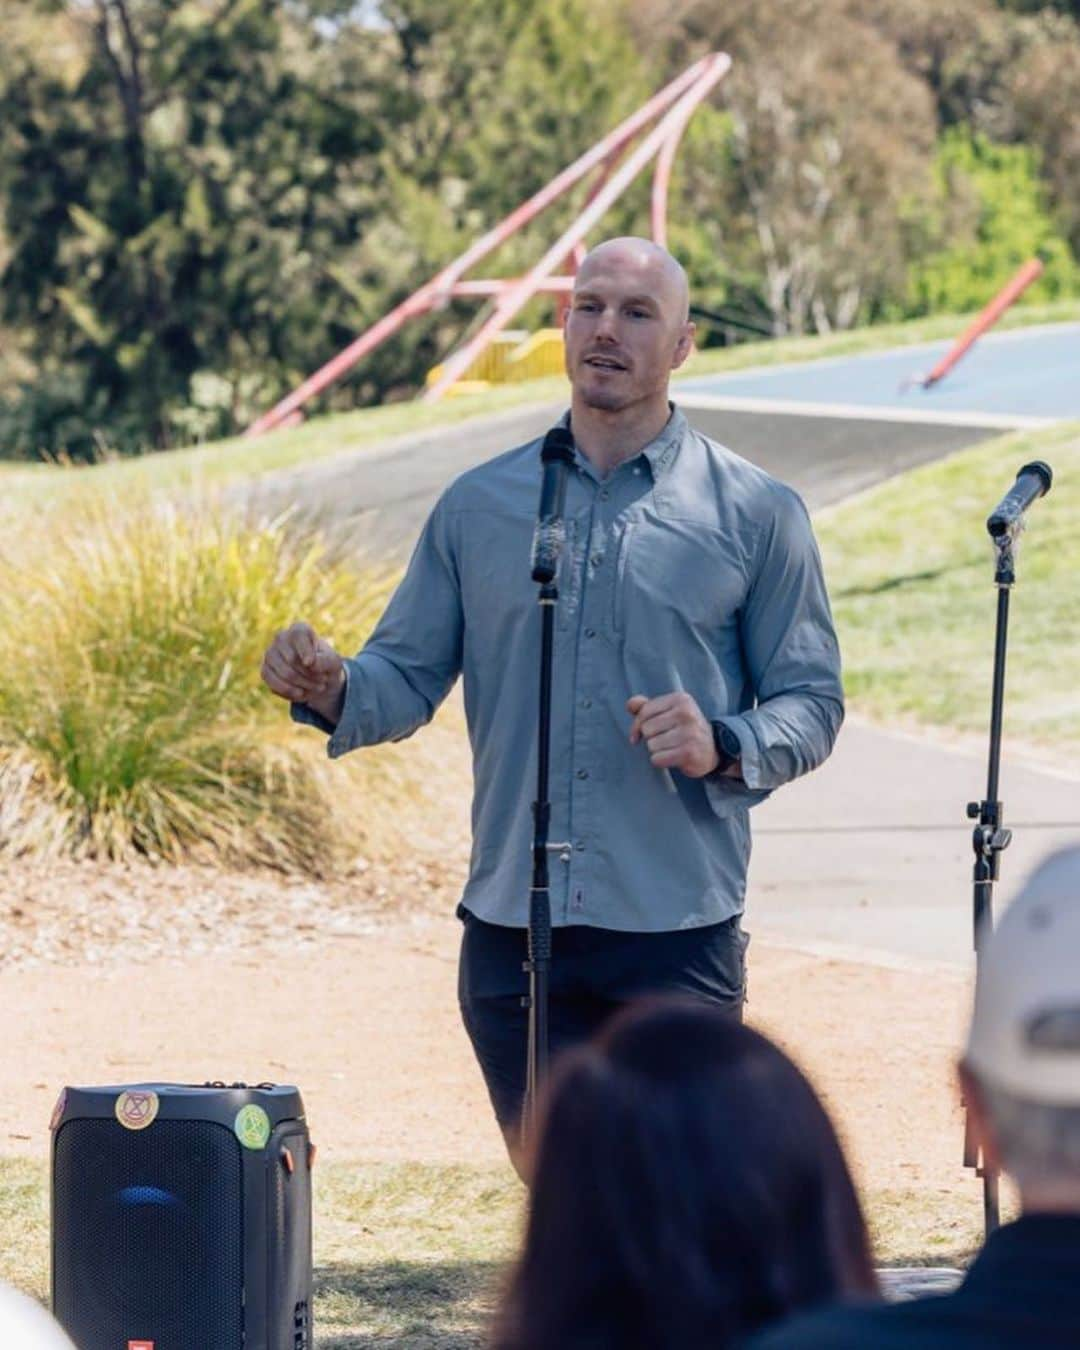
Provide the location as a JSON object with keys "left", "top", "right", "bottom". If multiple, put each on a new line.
{"left": 751, "top": 843, "right": 1080, "bottom": 1350}
{"left": 492, "top": 998, "right": 878, "bottom": 1350}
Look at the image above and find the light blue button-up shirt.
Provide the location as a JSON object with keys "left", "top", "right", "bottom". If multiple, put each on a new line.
{"left": 293, "top": 406, "right": 843, "bottom": 931}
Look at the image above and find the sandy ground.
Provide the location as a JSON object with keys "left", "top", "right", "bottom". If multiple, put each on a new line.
{"left": 0, "top": 876, "right": 976, "bottom": 1219}
{"left": 2, "top": 693, "right": 1061, "bottom": 1222}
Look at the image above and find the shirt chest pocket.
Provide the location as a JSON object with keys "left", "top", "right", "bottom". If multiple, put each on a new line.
{"left": 459, "top": 511, "right": 543, "bottom": 646}
{"left": 612, "top": 518, "right": 749, "bottom": 646}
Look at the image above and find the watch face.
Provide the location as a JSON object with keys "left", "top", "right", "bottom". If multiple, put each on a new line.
{"left": 711, "top": 722, "right": 740, "bottom": 770}
{"left": 720, "top": 726, "right": 741, "bottom": 758}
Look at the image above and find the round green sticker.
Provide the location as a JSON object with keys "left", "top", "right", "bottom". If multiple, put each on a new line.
{"left": 234, "top": 1104, "right": 271, "bottom": 1150}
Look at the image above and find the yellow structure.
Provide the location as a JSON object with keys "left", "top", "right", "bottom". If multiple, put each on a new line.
{"left": 426, "top": 328, "right": 565, "bottom": 396}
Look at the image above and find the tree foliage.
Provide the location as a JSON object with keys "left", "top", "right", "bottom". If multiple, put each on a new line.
{"left": 1, "top": 0, "right": 1079, "bottom": 459}
{"left": 649, "top": 0, "right": 1080, "bottom": 335}
{"left": 649, "top": 0, "right": 940, "bottom": 335}
{"left": 322, "top": 0, "right": 646, "bottom": 403}
{"left": 1007, "top": 13, "right": 1080, "bottom": 254}
{"left": 855, "top": 0, "right": 1080, "bottom": 256}
{"left": 0, "top": 0, "right": 642, "bottom": 459}
{"left": 899, "top": 129, "right": 1079, "bottom": 316}
{"left": 0, "top": 0, "right": 391, "bottom": 458}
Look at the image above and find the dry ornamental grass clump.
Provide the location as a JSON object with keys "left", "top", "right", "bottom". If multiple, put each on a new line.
{"left": 0, "top": 492, "right": 405, "bottom": 872}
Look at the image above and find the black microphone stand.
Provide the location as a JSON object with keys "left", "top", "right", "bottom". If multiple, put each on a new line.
{"left": 964, "top": 540, "right": 1011, "bottom": 1237}
{"left": 963, "top": 460, "right": 1052, "bottom": 1238}
{"left": 523, "top": 568, "right": 558, "bottom": 1145}
{"left": 522, "top": 431, "right": 574, "bottom": 1146}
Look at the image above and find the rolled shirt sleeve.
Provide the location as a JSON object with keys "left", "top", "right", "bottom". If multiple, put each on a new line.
{"left": 290, "top": 491, "right": 464, "bottom": 757}
{"left": 704, "top": 484, "right": 843, "bottom": 809}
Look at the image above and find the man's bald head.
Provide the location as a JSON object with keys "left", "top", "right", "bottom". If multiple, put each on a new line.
{"left": 564, "top": 235, "right": 696, "bottom": 418}
{"left": 576, "top": 237, "right": 690, "bottom": 325}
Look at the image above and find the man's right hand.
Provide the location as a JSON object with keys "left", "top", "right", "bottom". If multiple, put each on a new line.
{"left": 260, "top": 622, "right": 346, "bottom": 725}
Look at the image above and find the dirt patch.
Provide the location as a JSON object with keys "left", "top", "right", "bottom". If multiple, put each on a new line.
{"left": 0, "top": 857, "right": 980, "bottom": 1228}
{"left": 0, "top": 854, "right": 464, "bottom": 969}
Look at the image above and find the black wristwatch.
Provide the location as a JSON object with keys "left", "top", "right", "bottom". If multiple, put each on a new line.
{"left": 710, "top": 721, "right": 741, "bottom": 776}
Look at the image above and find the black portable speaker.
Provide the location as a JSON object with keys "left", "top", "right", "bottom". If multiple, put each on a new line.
{"left": 50, "top": 1082, "right": 313, "bottom": 1350}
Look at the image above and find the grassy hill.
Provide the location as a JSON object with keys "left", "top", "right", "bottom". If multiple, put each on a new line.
{"left": 4, "top": 299, "right": 1079, "bottom": 520}
{"left": 816, "top": 418, "right": 1080, "bottom": 754}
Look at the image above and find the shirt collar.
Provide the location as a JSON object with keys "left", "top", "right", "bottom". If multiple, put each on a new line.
{"left": 642, "top": 404, "right": 687, "bottom": 480}
{"left": 558, "top": 403, "right": 688, "bottom": 482}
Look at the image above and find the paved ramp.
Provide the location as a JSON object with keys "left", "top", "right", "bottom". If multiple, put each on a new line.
{"left": 246, "top": 396, "right": 1003, "bottom": 558}
{"left": 749, "top": 720, "right": 1080, "bottom": 969}
{"left": 678, "top": 320, "right": 1080, "bottom": 422}
{"left": 675, "top": 406, "right": 1000, "bottom": 510}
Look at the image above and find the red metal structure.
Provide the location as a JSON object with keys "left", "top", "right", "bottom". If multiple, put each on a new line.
{"left": 910, "top": 257, "right": 1046, "bottom": 392}
{"left": 245, "top": 53, "right": 731, "bottom": 436}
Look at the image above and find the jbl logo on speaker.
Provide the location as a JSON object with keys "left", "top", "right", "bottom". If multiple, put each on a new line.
{"left": 128, "top": 1341, "right": 154, "bottom": 1349}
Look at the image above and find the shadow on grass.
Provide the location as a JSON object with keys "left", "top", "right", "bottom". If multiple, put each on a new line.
{"left": 866, "top": 1184, "right": 1001, "bottom": 1276}
{"left": 874, "top": 1233, "right": 983, "bottom": 1279}
{"left": 833, "top": 565, "right": 954, "bottom": 599}
{"left": 315, "top": 1258, "right": 506, "bottom": 1349}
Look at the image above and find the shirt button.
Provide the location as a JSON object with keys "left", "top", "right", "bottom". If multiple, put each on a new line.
{"left": 576, "top": 768, "right": 589, "bottom": 780}
{"left": 581, "top": 698, "right": 592, "bottom": 709}
{"left": 591, "top": 554, "right": 603, "bottom": 567}
{"left": 575, "top": 841, "right": 586, "bottom": 852}
{"left": 599, "top": 489, "right": 610, "bottom": 501}
{"left": 585, "top": 627, "right": 596, "bottom": 638}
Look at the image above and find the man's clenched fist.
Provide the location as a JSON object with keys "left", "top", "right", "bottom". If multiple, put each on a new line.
{"left": 627, "top": 691, "right": 726, "bottom": 780}
{"left": 261, "top": 622, "right": 346, "bottom": 725}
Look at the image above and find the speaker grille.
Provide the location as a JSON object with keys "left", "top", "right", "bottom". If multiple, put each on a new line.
{"left": 54, "top": 1118, "right": 244, "bottom": 1350}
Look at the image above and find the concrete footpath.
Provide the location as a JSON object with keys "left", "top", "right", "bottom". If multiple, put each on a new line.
{"left": 749, "top": 717, "right": 1080, "bottom": 970}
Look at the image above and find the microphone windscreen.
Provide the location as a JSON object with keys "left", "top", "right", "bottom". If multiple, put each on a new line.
{"left": 1018, "top": 460, "right": 1053, "bottom": 495}
{"left": 531, "top": 520, "right": 566, "bottom": 584}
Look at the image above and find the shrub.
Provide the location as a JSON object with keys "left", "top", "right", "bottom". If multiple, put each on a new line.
{"left": 0, "top": 494, "right": 408, "bottom": 872}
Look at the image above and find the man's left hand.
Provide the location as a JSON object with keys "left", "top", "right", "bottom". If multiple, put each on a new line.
{"left": 627, "top": 692, "right": 720, "bottom": 779}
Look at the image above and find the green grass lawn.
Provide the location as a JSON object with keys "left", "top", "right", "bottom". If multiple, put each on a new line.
{"left": 0, "top": 382, "right": 569, "bottom": 525}
{"left": 1, "top": 1157, "right": 520, "bottom": 1349}
{"left": 0, "top": 1156, "right": 991, "bottom": 1348}
{"left": 816, "top": 419, "right": 1080, "bottom": 751}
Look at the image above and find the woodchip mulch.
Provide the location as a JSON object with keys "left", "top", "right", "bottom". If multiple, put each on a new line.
{"left": 0, "top": 852, "right": 466, "bottom": 970}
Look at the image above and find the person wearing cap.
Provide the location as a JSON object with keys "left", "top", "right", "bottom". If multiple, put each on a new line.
{"left": 261, "top": 237, "right": 842, "bottom": 1165}
{"left": 749, "top": 843, "right": 1080, "bottom": 1350}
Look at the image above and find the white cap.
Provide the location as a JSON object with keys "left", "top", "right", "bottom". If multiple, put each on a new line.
{"left": 966, "top": 845, "right": 1080, "bottom": 1104}
{"left": 0, "top": 1284, "right": 75, "bottom": 1347}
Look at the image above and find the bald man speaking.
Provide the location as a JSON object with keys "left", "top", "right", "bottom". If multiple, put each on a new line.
{"left": 261, "top": 238, "right": 843, "bottom": 1160}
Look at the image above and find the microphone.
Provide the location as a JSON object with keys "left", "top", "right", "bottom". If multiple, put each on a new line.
{"left": 987, "top": 461, "right": 1053, "bottom": 538}
{"left": 531, "top": 426, "right": 576, "bottom": 583}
